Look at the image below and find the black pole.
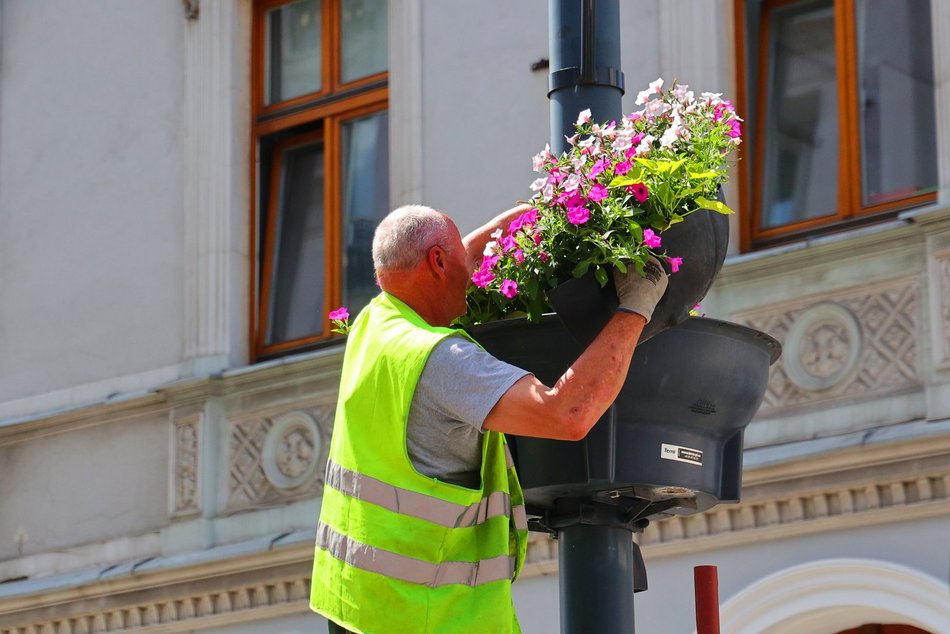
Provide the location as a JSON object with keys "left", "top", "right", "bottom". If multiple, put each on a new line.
{"left": 558, "top": 524, "right": 637, "bottom": 633}
{"left": 547, "top": 2, "right": 635, "bottom": 632}
{"left": 548, "top": 0, "right": 624, "bottom": 154}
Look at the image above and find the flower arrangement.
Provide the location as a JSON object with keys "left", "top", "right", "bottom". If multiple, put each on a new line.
{"left": 458, "top": 78, "right": 741, "bottom": 327}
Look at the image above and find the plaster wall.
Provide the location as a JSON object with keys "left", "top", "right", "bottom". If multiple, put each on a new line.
{"left": 0, "top": 1, "right": 185, "bottom": 407}
{"left": 0, "top": 413, "right": 168, "bottom": 562}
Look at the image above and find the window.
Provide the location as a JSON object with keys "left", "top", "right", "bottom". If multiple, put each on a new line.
{"left": 252, "top": 0, "right": 389, "bottom": 358}
{"left": 738, "top": 0, "right": 936, "bottom": 249}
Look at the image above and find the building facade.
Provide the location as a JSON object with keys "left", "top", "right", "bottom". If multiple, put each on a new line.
{"left": 0, "top": 1, "right": 948, "bottom": 633}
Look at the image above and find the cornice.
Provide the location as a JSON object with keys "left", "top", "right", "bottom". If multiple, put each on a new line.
{"left": 718, "top": 218, "right": 922, "bottom": 287}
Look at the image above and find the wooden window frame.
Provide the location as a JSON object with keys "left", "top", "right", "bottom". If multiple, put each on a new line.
{"left": 250, "top": 0, "right": 388, "bottom": 360}
{"left": 735, "top": 0, "right": 937, "bottom": 251}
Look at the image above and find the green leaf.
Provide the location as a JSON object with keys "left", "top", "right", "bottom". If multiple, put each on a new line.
{"left": 594, "top": 266, "right": 608, "bottom": 287}
{"left": 609, "top": 175, "right": 639, "bottom": 188}
{"left": 695, "top": 196, "right": 735, "bottom": 215}
{"left": 572, "top": 259, "right": 592, "bottom": 278}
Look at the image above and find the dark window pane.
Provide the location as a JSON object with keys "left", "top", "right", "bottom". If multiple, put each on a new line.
{"left": 857, "top": 0, "right": 937, "bottom": 206}
{"left": 341, "top": 111, "right": 389, "bottom": 312}
{"left": 340, "top": 0, "right": 388, "bottom": 83}
{"left": 266, "top": 140, "right": 326, "bottom": 344}
{"left": 761, "top": 1, "right": 838, "bottom": 229}
{"left": 265, "top": 0, "right": 322, "bottom": 105}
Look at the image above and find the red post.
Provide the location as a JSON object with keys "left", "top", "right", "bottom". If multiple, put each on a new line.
{"left": 694, "top": 565, "right": 720, "bottom": 634}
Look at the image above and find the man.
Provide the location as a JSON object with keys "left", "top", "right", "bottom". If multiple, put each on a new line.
{"left": 311, "top": 204, "right": 668, "bottom": 633}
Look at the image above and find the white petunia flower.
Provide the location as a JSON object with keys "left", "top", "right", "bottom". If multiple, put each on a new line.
{"left": 575, "top": 109, "right": 592, "bottom": 126}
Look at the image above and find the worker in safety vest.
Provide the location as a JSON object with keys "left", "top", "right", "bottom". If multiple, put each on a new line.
{"left": 311, "top": 204, "right": 668, "bottom": 634}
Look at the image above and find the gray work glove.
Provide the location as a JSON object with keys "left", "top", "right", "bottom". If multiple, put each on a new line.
{"left": 614, "top": 256, "right": 669, "bottom": 323}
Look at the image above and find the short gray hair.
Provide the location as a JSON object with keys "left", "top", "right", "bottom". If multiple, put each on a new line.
{"left": 372, "top": 205, "right": 451, "bottom": 272}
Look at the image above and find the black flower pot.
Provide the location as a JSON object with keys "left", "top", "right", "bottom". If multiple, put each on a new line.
{"left": 548, "top": 196, "right": 730, "bottom": 347}
{"left": 466, "top": 314, "right": 780, "bottom": 518}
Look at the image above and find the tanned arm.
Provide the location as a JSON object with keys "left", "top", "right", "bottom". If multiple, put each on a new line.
{"left": 461, "top": 203, "right": 534, "bottom": 273}
{"left": 482, "top": 311, "right": 646, "bottom": 441}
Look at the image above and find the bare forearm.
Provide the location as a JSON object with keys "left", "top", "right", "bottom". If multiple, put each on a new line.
{"left": 548, "top": 311, "right": 644, "bottom": 432}
{"left": 483, "top": 311, "right": 645, "bottom": 440}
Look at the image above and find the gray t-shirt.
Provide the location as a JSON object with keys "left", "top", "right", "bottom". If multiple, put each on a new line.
{"left": 407, "top": 336, "right": 530, "bottom": 489}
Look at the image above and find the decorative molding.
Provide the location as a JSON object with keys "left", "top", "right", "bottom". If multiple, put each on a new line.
{"left": 719, "top": 559, "right": 950, "bottom": 634}
{"left": 734, "top": 275, "right": 921, "bottom": 416}
{"left": 783, "top": 302, "right": 862, "bottom": 392}
{"left": 0, "top": 577, "right": 311, "bottom": 634}
{"left": 261, "top": 412, "right": 323, "bottom": 491}
{"left": 226, "top": 407, "right": 332, "bottom": 511}
{"left": 172, "top": 415, "right": 201, "bottom": 516}
{"left": 182, "top": 0, "right": 250, "bottom": 373}
{"left": 388, "top": 0, "right": 424, "bottom": 206}
{"left": 638, "top": 471, "right": 950, "bottom": 558}
{"left": 934, "top": 248, "right": 950, "bottom": 367}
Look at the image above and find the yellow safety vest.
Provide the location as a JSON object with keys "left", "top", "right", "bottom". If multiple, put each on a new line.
{"left": 311, "top": 292, "right": 528, "bottom": 634}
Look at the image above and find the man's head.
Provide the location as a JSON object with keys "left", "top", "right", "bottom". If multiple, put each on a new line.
{"left": 372, "top": 205, "right": 470, "bottom": 325}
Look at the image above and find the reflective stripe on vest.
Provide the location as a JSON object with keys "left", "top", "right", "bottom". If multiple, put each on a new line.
{"left": 316, "top": 521, "right": 515, "bottom": 587}
{"left": 326, "top": 460, "right": 527, "bottom": 531}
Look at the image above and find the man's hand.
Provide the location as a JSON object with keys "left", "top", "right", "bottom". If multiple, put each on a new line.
{"left": 614, "top": 256, "right": 669, "bottom": 323}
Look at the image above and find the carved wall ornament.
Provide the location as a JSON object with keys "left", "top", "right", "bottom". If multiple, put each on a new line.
{"left": 227, "top": 405, "right": 333, "bottom": 510}
{"left": 784, "top": 302, "right": 862, "bottom": 392}
{"left": 935, "top": 249, "right": 950, "bottom": 365}
{"left": 262, "top": 411, "right": 323, "bottom": 491}
{"left": 173, "top": 415, "right": 201, "bottom": 515}
{"left": 735, "top": 276, "right": 921, "bottom": 416}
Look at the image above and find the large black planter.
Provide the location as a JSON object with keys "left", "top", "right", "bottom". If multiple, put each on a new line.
{"left": 548, "top": 203, "right": 730, "bottom": 347}
{"left": 467, "top": 313, "right": 780, "bottom": 522}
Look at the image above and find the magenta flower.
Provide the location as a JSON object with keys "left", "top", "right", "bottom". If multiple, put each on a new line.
{"left": 513, "top": 249, "right": 525, "bottom": 263}
{"left": 567, "top": 205, "right": 591, "bottom": 225}
{"left": 627, "top": 183, "right": 650, "bottom": 204}
{"left": 472, "top": 268, "right": 496, "bottom": 288}
{"left": 540, "top": 252, "right": 549, "bottom": 262}
{"left": 614, "top": 160, "right": 632, "bottom": 175}
{"left": 481, "top": 253, "right": 500, "bottom": 269}
{"left": 643, "top": 229, "right": 662, "bottom": 249}
{"left": 589, "top": 158, "right": 608, "bottom": 178}
{"left": 727, "top": 119, "right": 741, "bottom": 139}
{"left": 668, "top": 256, "right": 683, "bottom": 273}
{"left": 588, "top": 183, "right": 609, "bottom": 203}
{"left": 500, "top": 235, "right": 518, "bottom": 251}
{"left": 328, "top": 307, "right": 349, "bottom": 322}
{"left": 519, "top": 208, "right": 539, "bottom": 228}
{"left": 500, "top": 279, "right": 519, "bottom": 299}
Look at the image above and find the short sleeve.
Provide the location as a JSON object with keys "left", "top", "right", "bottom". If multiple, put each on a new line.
{"left": 414, "top": 336, "right": 531, "bottom": 431}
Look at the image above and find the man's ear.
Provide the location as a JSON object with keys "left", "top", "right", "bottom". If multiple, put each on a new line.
{"left": 427, "top": 245, "right": 447, "bottom": 278}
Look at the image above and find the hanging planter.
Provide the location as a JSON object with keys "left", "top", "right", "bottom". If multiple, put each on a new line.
{"left": 457, "top": 78, "right": 742, "bottom": 345}
{"left": 466, "top": 313, "right": 781, "bottom": 515}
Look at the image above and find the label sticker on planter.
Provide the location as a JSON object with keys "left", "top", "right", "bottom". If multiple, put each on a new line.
{"left": 661, "top": 443, "right": 703, "bottom": 466}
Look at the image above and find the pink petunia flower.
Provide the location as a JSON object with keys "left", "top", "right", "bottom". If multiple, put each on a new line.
{"left": 567, "top": 205, "right": 591, "bottom": 225}
{"left": 627, "top": 183, "right": 650, "bottom": 204}
{"left": 643, "top": 229, "right": 662, "bottom": 249}
{"left": 614, "top": 160, "right": 632, "bottom": 175}
{"left": 500, "top": 279, "right": 519, "bottom": 299}
{"left": 328, "top": 307, "right": 349, "bottom": 322}
{"left": 589, "top": 158, "right": 608, "bottom": 178}
{"left": 472, "top": 268, "right": 496, "bottom": 288}
{"left": 500, "top": 235, "right": 518, "bottom": 251}
{"left": 668, "top": 256, "right": 683, "bottom": 273}
{"left": 727, "top": 119, "right": 741, "bottom": 139}
{"left": 588, "top": 183, "right": 609, "bottom": 203}
{"left": 513, "top": 249, "right": 525, "bottom": 263}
